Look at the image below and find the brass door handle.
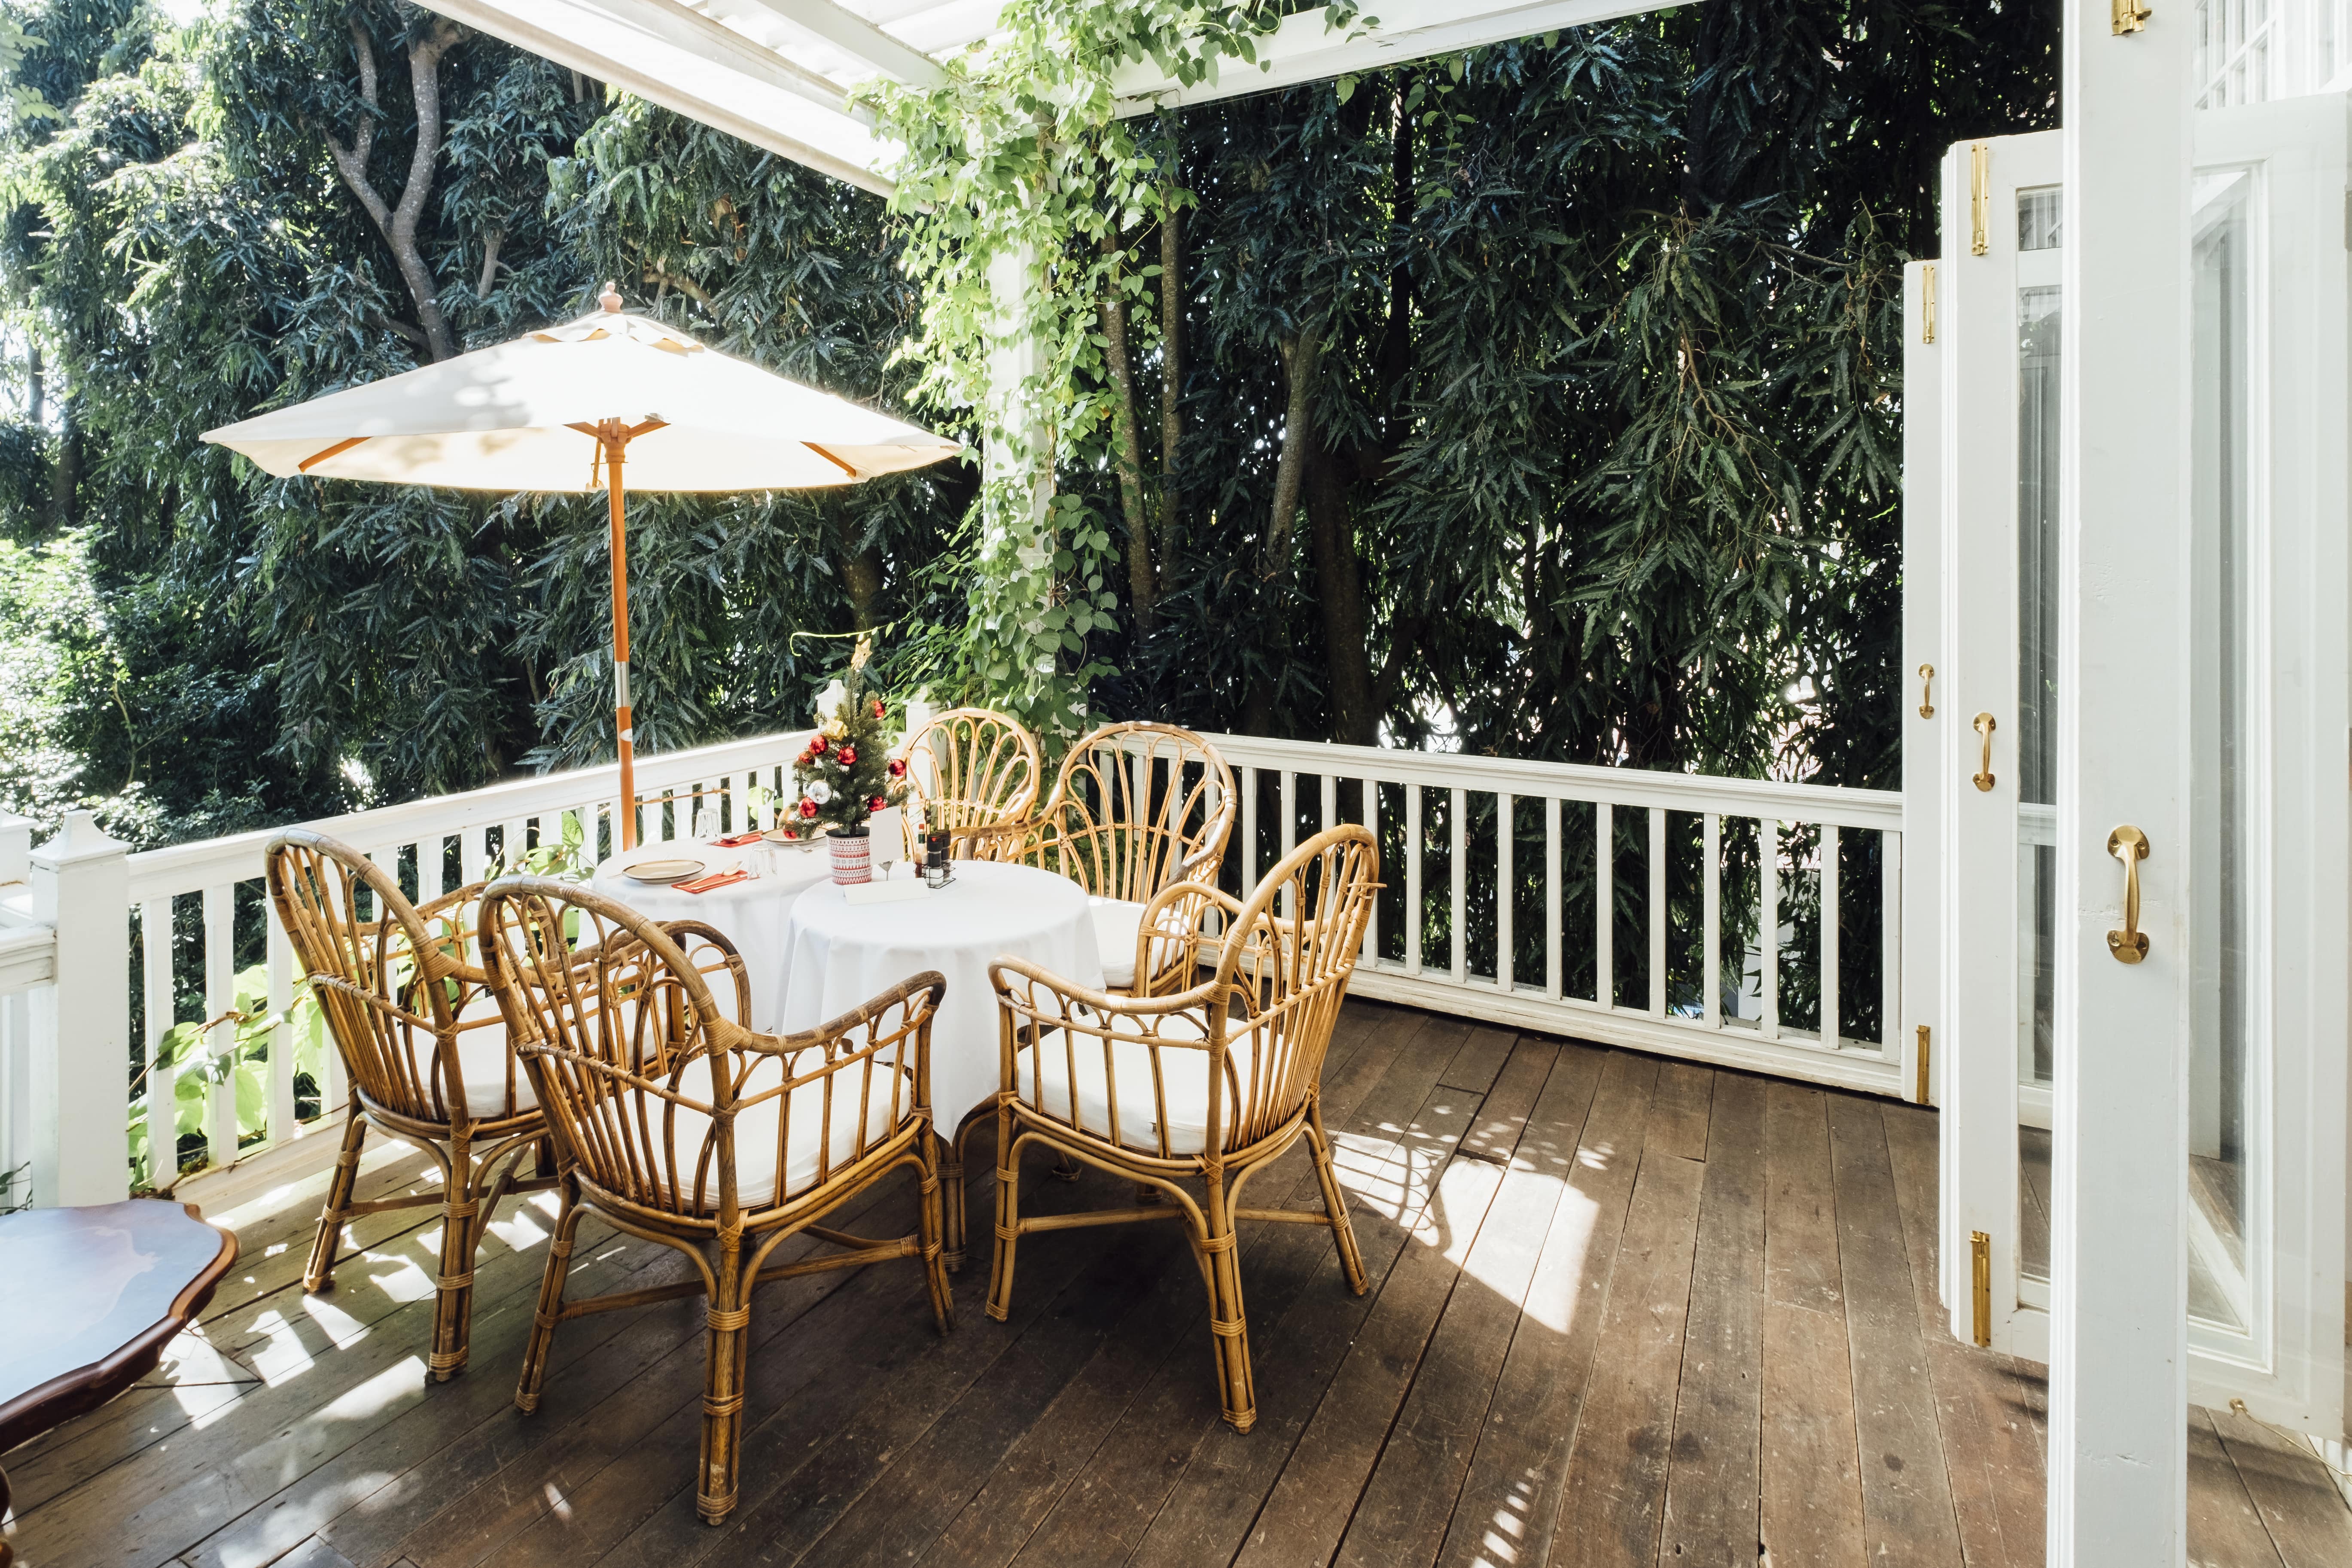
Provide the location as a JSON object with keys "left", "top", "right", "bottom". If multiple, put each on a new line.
{"left": 1917, "top": 664, "right": 1935, "bottom": 719}
{"left": 1972, "top": 712, "right": 1996, "bottom": 792}
{"left": 2106, "top": 826, "right": 2149, "bottom": 963}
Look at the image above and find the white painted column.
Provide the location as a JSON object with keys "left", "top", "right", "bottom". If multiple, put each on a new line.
{"left": 2050, "top": 0, "right": 2192, "bottom": 1559}
{"left": 31, "top": 810, "right": 131, "bottom": 1206}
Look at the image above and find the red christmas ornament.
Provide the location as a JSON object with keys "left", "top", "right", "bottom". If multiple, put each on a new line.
{"left": 838, "top": 746, "right": 857, "bottom": 767}
{"left": 868, "top": 795, "right": 886, "bottom": 812}
{"left": 809, "top": 733, "right": 829, "bottom": 755}
{"left": 886, "top": 757, "right": 907, "bottom": 778}
{"left": 798, "top": 798, "right": 819, "bottom": 819}
{"left": 871, "top": 699, "right": 887, "bottom": 719}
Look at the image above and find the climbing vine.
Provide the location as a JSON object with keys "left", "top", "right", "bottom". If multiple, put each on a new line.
{"left": 860, "top": 0, "right": 1348, "bottom": 734}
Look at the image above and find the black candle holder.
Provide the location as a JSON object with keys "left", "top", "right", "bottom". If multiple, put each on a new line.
{"left": 923, "top": 828, "right": 955, "bottom": 889}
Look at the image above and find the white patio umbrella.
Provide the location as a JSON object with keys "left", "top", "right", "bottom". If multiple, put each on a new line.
{"left": 204, "top": 285, "right": 960, "bottom": 848}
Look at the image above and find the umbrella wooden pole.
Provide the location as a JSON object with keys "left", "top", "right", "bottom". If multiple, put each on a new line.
{"left": 608, "top": 430, "right": 637, "bottom": 851}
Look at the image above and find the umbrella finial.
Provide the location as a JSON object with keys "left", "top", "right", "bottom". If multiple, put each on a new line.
{"left": 598, "top": 280, "right": 623, "bottom": 313}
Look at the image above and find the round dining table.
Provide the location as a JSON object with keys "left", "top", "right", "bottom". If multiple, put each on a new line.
{"left": 779, "top": 860, "right": 1105, "bottom": 1145}
{"left": 590, "top": 838, "right": 836, "bottom": 1032}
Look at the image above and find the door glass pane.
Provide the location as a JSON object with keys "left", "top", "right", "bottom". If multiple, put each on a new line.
{"left": 2189, "top": 169, "right": 2257, "bottom": 1340}
{"left": 2016, "top": 187, "right": 2062, "bottom": 1287}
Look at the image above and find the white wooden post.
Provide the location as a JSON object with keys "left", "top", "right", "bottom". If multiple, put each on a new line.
{"left": 2051, "top": 0, "right": 2193, "bottom": 1556}
{"left": 1902, "top": 256, "right": 1945, "bottom": 1104}
{"left": 0, "top": 813, "right": 34, "bottom": 1198}
{"left": 31, "top": 811, "right": 131, "bottom": 1206}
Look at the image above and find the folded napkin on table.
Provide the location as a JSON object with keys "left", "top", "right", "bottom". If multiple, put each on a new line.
{"left": 709, "top": 831, "right": 765, "bottom": 848}
{"left": 673, "top": 867, "right": 752, "bottom": 895}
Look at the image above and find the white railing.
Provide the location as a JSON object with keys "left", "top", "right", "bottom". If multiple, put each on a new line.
{"left": 114, "top": 728, "right": 813, "bottom": 1197}
{"left": 0, "top": 851, "right": 56, "bottom": 1212}
{"left": 1204, "top": 735, "right": 1906, "bottom": 1096}
{"left": 18, "top": 724, "right": 1905, "bottom": 1206}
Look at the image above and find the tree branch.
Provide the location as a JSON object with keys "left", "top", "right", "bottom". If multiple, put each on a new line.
{"left": 320, "top": 18, "right": 461, "bottom": 361}
{"left": 1265, "top": 329, "right": 1322, "bottom": 570}
{"left": 1098, "top": 230, "right": 1155, "bottom": 633}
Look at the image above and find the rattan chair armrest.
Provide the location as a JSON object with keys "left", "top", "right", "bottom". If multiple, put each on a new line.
{"left": 987, "top": 953, "right": 1231, "bottom": 1044}
{"left": 726, "top": 971, "right": 948, "bottom": 1059}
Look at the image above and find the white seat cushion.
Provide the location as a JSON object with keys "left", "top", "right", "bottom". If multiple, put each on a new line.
{"left": 405, "top": 994, "right": 538, "bottom": 1120}
{"left": 1012, "top": 1011, "right": 1253, "bottom": 1155}
{"left": 656, "top": 1053, "right": 915, "bottom": 1209}
{"left": 1089, "top": 898, "right": 1146, "bottom": 988}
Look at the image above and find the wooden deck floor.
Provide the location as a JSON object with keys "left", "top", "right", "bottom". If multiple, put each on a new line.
{"left": 6, "top": 1000, "right": 2349, "bottom": 1568}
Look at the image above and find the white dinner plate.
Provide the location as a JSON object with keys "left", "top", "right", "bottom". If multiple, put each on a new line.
{"left": 624, "top": 859, "right": 705, "bottom": 884}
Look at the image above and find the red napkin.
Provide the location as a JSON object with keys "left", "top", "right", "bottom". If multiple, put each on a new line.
{"left": 674, "top": 867, "right": 751, "bottom": 895}
{"left": 709, "top": 831, "right": 766, "bottom": 848}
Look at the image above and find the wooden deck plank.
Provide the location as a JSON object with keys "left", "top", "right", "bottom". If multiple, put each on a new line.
{"left": 2208, "top": 1405, "right": 2352, "bottom": 1568}
{"left": 1825, "top": 1095, "right": 1964, "bottom": 1568}
{"left": 1429, "top": 1046, "right": 1653, "bottom": 1568}
{"left": 1658, "top": 1070, "right": 1766, "bottom": 1567}
{"left": 1545, "top": 1118, "right": 1706, "bottom": 1567}
{"left": 1048, "top": 1014, "right": 1482, "bottom": 1568}
{"left": 1332, "top": 1039, "right": 1591, "bottom": 1568}
{"left": 1642, "top": 1062, "right": 1715, "bottom": 1163}
{"left": 1883, "top": 1099, "right": 2044, "bottom": 1568}
{"left": 1760, "top": 1298, "right": 1867, "bottom": 1568}
{"left": 1762, "top": 1081, "right": 1841, "bottom": 1316}
{"left": 1437, "top": 1023, "right": 1518, "bottom": 1095}
{"left": 2187, "top": 1409, "right": 2288, "bottom": 1568}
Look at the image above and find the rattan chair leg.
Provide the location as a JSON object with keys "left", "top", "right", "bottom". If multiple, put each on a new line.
{"left": 986, "top": 1109, "right": 1022, "bottom": 1323}
{"left": 303, "top": 1108, "right": 368, "bottom": 1293}
{"left": 939, "top": 1123, "right": 969, "bottom": 1273}
{"left": 698, "top": 1244, "right": 751, "bottom": 1525}
{"left": 515, "top": 1179, "right": 582, "bottom": 1414}
{"left": 916, "top": 1142, "right": 956, "bottom": 1334}
{"left": 1200, "top": 1179, "right": 1256, "bottom": 1433}
{"left": 428, "top": 1136, "right": 481, "bottom": 1381}
{"left": 1305, "top": 1102, "right": 1368, "bottom": 1296}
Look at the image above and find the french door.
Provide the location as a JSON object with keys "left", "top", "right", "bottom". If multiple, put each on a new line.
{"left": 1914, "top": 98, "right": 2347, "bottom": 1431}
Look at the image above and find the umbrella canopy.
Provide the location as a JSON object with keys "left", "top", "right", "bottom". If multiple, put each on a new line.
{"left": 204, "top": 306, "right": 959, "bottom": 489}
{"left": 202, "top": 288, "right": 960, "bottom": 851}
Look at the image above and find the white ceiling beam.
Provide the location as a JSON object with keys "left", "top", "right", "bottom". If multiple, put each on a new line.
{"left": 728, "top": 0, "right": 948, "bottom": 88}
{"left": 422, "top": 0, "right": 897, "bottom": 194}
{"left": 1111, "top": 0, "right": 1674, "bottom": 115}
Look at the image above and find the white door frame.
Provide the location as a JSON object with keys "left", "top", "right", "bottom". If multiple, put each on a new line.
{"left": 2051, "top": 0, "right": 2193, "bottom": 1559}
{"left": 1902, "top": 256, "right": 1943, "bottom": 1131}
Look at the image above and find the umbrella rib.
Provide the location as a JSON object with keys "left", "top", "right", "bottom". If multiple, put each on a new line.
{"left": 299, "top": 436, "right": 369, "bottom": 472}
{"left": 804, "top": 442, "right": 858, "bottom": 479}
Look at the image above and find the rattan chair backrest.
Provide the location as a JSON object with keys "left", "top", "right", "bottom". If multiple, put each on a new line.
{"left": 265, "top": 830, "right": 527, "bottom": 1127}
{"left": 480, "top": 877, "right": 941, "bottom": 1223}
{"left": 902, "top": 707, "right": 1042, "bottom": 857}
{"left": 1018, "top": 723, "right": 1236, "bottom": 903}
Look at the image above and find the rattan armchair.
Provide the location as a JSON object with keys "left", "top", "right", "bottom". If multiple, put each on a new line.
{"left": 478, "top": 878, "right": 952, "bottom": 1527}
{"left": 899, "top": 706, "right": 1042, "bottom": 861}
{"left": 265, "top": 830, "right": 558, "bottom": 1383}
{"left": 987, "top": 823, "right": 1378, "bottom": 1434}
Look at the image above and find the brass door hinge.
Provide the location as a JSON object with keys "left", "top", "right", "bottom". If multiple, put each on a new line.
{"left": 1921, "top": 264, "right": 1938, "bottom": 342}
{"left": 2112, "top": 0, "right": 2151, "bottom": 33}
{"left": 1915, "top": 1024, "right": 1932, "bottom": 1103}
{"left": 1969, "top": 143, "right": 1991, "bottom": 256}
{"left": 1970, "top": 1230, "right": 1993, "bottom": 1346}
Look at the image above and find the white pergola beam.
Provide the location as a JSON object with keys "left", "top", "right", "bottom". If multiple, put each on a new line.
{"left": 420, "top": 0, "right": 897, "bottom": 195}
{"left": 730, "top": 0, "right": 948, "bottom": 88}
{"left": 1110, "top": 0, "right": 1673, "bottom": 114}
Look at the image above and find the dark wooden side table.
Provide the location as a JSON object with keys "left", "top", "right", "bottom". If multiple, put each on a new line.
{"left": 0, "top": 1200, "right": 238, "bottom": 1568}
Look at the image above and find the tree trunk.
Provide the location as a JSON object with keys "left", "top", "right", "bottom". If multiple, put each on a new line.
{"left": 1306, "top": 440, "right": 1377, "bottom": 746}
{"left": 1265, "top": 330, "right": 1322, "bottom": 569}
{"left": 837, "top": 542, "right": 885, "bottom": 630}
{"left": 1158, "top": 165, "right": 1184, "bottom": 590}
{"left": 323, "top": 20, "right": 462, "bottom": 362}
{"left": 1098, "top": 233, "right": 1155, "bottom": 632}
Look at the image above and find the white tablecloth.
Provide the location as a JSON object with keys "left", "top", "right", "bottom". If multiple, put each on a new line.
{"left": 781, "top": 861, "right": 1103, "bottom": 1138}
{"left": 590, "top": 840, "right": 834, "bottom": 1031}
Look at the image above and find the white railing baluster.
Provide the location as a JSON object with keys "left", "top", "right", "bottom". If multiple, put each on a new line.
{"left": 1280, "top": 771, "right": 1298, "bottom": 920}
{"left": 1544, "top": 796, "right": 1562, "bottom": 1001}
{"left": 1241, "top": 766, "right": 1259, "bottom": 892}
{"left": 201, "top": 884, "right": 237, "bottom": 1169}
{"left": 1821, "top": 825, "right": 1840, "bottom": 1048}
{"left": 1649, "top": 807, "right": 1667, "bottom": 1018}
{"left": 1405, "top": 786, "right": 1423, "bottom": 974}
{"left": 1449, "top": 788, "right": 1467, "bottom": 983}
{"left": 503, "top": 817, "right": 528, "bottom": 867}
{"left": 1319, "top": 773, "right": 1336, "bottom": 836}
{"left": 266, "top": 909, "right": 296, "bottom": 1145}
{"left": 1760, "top": 818, "right": 1780, "bottom": 1041}
{"left": 1594, "top": 801, "right": 1613, "bottom": 1008}
{"left": 1497, "top": 793, "right": 1514, "bottom": 993}
{"left": 142, "top": 899, "right": 175, "bottom": 1188}
{"left": 1881, "top": 831, "right": 1901, "bottom": 1054}
{"left": 1703, "top": 813, "right": 1721, "bottom": 1026}
{"left": 1362, "top": 778, "right": 1380, "bottom": 962}
{"left": 460, "top": 826, "right": 487, "bottom": 886}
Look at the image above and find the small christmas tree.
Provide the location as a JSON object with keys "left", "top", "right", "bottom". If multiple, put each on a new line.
{"left": 790, "top": 657, "right": 909, "bottom": 835}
